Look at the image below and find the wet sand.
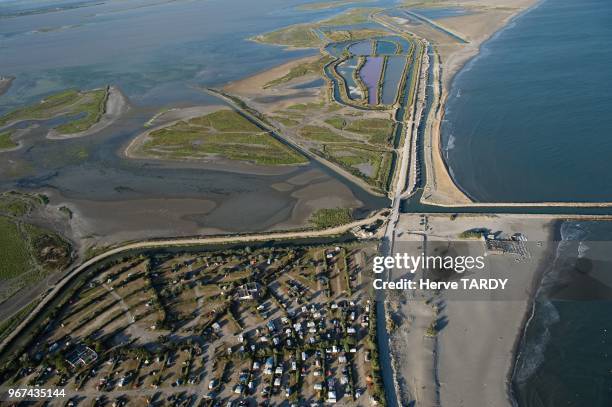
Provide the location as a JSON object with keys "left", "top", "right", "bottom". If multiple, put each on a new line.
{"left": 47, "top": 166, "right": 367, "bottom": 248}
{"left": 223, "top": 55, "right": 322, "bottom": 113}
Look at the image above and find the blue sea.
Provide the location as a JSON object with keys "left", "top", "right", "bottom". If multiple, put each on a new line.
{"left": 513, "top": 221, "right": 612, "bottom": 406}
{"left": 442, "top": 0, "right": 612, "bottom": 202}
{"left": 440, "top": 0, "right": 612, "bottom": 404}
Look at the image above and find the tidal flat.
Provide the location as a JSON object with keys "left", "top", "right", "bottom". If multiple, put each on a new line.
{"left": 0, "top": 0, "right": 396, "bottom": 248}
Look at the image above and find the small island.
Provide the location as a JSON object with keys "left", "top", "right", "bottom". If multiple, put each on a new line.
{"left": 126, "top": 107, "right": 308, "bottom": 166}
{"left": 0, "top": 85, "right": 128, "bottom": 141}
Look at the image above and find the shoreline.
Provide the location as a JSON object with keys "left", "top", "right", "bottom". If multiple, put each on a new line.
{"left": 422, "top": 0, "right": 542, "bottom": 206}
{"left": 46, "top": 85, "right": 130, "bottom": 140}
{"left": 506, "top": 218, "right": 562, "bottom": 405}
{"left": 123, "top": 104, "right": 306, "bottom": 176}
{"left": 391, "top": 213, "right": 559, "bottom": 407}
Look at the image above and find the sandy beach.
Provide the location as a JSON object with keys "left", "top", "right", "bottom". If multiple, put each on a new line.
{"left": 389, "top": 0, "right": 539, "bottom": 206}
{"left": 389, "top": 213, "right": 556, "bottom": 406}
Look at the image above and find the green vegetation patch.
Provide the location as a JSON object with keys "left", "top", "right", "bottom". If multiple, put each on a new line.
{"left": 286, "top": 101, "right": 326, "bottom": 111}
{"left": 254, "top": 25, "right": 324, "bottom": 48}
{"left": 324, "top": 28, "right": 392, "bottom": 42}
{"left": 270, "top": 116, "right": 301, "bottom": 127}
{"left": 299, "top": 125, "right": 350, "bottom": 142}
{"left": 142, "top": 109, "right": 307, "bottom": 165}
{"left": 321, "top": 144, "right": 393, "bottom": 190}
{"left": 253, "top": 8, "right": 375, "bottom": 48}
{"left": 345, "top": 117, "right": 394, "bottom": 145}
{"left": 0, "top": 216, "right": 71, "bottom": 282}
{"left": 0, "top": 217, "right": 31, "bottom": 280}
{"left": 459, "top": 230, "right": 484, "bottom": 239}
{"left": 264, "top": 56, "right": 332, "bottom": 89}
{"left": 0, "top": 87, "right": 108, "bottom": 135}
{"left": 0, "top": 192, "right": 33, "bottom": 217}
{"left": 54, "top": 88, "right": 107, "bottom": 134}
{"left": 322, "top": 116, "right": 394, "bottom": 145}
{"left": 24, "top": 223, "right": 72, "bottom": 272}
{"left": 324, "top": 116, "right": 348, "bottom": 130}
{"left": 309, "top": 208, "right": 353, "bottom": 229}
{"left": 0, "top": 130, "right": 17, "bottom": 149}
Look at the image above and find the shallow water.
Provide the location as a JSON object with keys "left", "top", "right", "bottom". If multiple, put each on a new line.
{"left": 442, "top": 0, "right": 612, "bottom": 202}
{"left": 360, "top": 56, "right": 383, "bottom": 105}
{"left": 513, "top": 221, "right": 612, "bottom": 407}
{"left": 381, "top": 56, "right": 405, "bottom": 105}
{"left": 375, "top": 39, "right": 397, "bottom": 55}
{"left": 0, "top": 0, "right": 398, "bottom": 242}
{"left": 337, "top": 56, "right": 361, "bottom": 99}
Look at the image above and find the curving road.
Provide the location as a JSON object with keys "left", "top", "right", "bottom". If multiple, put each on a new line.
{"left": 0, "top": 211, "right": 386, "bottom": 355}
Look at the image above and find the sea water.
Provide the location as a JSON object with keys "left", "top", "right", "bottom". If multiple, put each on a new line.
{"left": 513, "top": 221, "right": 612, "bottom": 406}
{"left": 442, "top": 0, "right": 612, "bottom": 202}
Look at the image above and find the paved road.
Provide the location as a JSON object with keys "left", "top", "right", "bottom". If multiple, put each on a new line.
{"left": 0, "top": 212, "right": 385, "bottom": 355}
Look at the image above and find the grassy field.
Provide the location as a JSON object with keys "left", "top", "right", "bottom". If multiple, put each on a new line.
{"left": 324, "top": 117, "right": 347, "bottom": 130}
{"left": 0, "top": 88, "right": 108, "bottom": 134}
{"left": 323, "top": 116, "right": 394, "bottom": 145}
{"left": 254, "top": 25, "right": 324, "bottom": 48}
{"left": 0, "top": 193, "right": 33, "bottom": 217}
{"left": 0, "top": 130, "right": 16, "bottom": 149}
{"left": 270, "top": 116, "right": 301, "bottom": 127}
{"left": 322, "top": 144, "right": 393, "bottom": 190}
{"left": 253, "top": 8, "right": 374, "bottom": 48}
{"left": 0, "top": 192, "right": 72, "bottom": 301}
{"left": 0, "top": 217, "right": 31, "bottom": 281}
{"left": 0, "top": 215, "right": 71, "bottom": 281}
{"left": 142, "top": 109, "right": 307, "bottom": 165}
{"left": 299, "top": 125, "right": 351, "bottom": 142}
{"left": 345, "top": 117, "right": 394, "bottom": 145}
{"left": 309, "top": 207, "right": 353, "bottom": 228}
{"left": 54, "top": 88, "right": 107, "bottom": 134}
{"left": 325, "top": 28, "right": 392, "bottom": 42}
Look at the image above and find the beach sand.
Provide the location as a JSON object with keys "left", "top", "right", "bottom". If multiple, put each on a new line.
{"left": 223, "top": 55, "right": 322, "bottom": 113}
{"left": 390, "top": 0, "right": 539, "bottom": 205}
{"left": 390, "top": 213, "right": 556, "bottom": 406}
